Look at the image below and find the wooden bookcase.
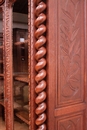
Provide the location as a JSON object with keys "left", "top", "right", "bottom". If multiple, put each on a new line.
{"left": 13, "top": 28, "right": 29, "bottom": 125}
{"left": 0, "top": 29, "right": 30, "bottom": 125}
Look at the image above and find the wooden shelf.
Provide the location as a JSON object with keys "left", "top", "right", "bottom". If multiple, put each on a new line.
{"left": 0, "top": 100, "right": 23, "bottom": 109}
{"left": 13, "top": 72, "right": 28, "bottom": 76}
{"left": 0, "top": 99, "right": 4, "bottom": 106}
{"left": 15, "top": 109, "right": 30, "bottom": 125}
{"left": 14, "top": 102, "right": 21, "bottom": 109}
{"left": 0, "top": 46, "right": 3, "bottom": 49}
{"left": 0, "top": 60, "right": 3, "bottom": 63}
{"left": 0, "top": 74, "right": 4, "bottom": 77}
{"left": 23, "top": 105, "right": 29, "bottom": 111}
{"left": 14, "top": 39, "right": 28, "bottom": 46}
{"left": 14, "top": 74, "right": 28, "bottom": 83}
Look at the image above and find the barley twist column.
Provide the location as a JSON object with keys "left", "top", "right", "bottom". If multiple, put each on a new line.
{"left": 34, "top": 0, "right": 47, "bottom": 129}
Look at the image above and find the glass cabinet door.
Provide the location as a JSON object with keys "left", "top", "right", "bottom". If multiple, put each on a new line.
{"left": 0, "top": 1, "right": 31, "bottom": 129}
{"left": 13, "top": 29, "right": 29, "bottom": 130}
{"left": 12, "top": 1, "right": 30, "bottom": 129}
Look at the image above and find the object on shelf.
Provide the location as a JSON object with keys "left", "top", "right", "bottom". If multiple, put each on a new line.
{"left": 14, "top": 39, "right": 28, "bottom": 46}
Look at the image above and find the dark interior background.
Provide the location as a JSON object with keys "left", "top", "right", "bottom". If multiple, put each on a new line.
{"left": 13, "top": 0, "right": 28, "bottom": 14}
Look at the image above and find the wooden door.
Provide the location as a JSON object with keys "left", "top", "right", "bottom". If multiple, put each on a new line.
{"left": 47, "top": 0, "right": 87, "bottom": 130}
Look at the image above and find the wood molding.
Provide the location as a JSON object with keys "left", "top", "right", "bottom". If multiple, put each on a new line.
{"left": 29, "top": 0, "right": 37, "bottom": 129}
{"left": 34, "top": 0, "right": 47, "bottom": 129}
{"left": 55, "top": 103, "right": 86, "bottom": 117}
{"left": 3, "top": 0, "right": 13, "bottom": 130}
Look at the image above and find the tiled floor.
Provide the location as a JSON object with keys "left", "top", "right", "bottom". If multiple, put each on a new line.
{"left": 0, "top": 117, "right": 29, "bottom": 130}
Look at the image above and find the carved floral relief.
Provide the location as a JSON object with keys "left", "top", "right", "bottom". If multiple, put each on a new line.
{"left": 57, "top": 0, "right": 84, "bottom": 105}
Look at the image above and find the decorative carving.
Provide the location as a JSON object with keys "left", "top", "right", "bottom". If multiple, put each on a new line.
{"left": 59, "top": 115, "right": 83, "bottom": 130}
{"left": 57, "top": 0, "right": 84, "bottom": 104}
{"left": 34, "top": 0, "right": 47, "bottom": 129}
{"left": 3, "top": 0, "right": 13, "bottom": 130}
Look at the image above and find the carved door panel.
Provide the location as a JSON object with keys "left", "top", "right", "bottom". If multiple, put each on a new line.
{"left": 48, "top": 0, "right": 87, "bottom": 130}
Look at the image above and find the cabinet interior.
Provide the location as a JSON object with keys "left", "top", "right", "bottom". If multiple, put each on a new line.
{"left": 0, "top": 1, "right": 30, "bottom": 129}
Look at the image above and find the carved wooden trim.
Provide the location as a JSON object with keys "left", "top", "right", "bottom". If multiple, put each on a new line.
{"left": 34, "top": 0, "right": 47, "bottom": 129}
{"left": 29, "top": 0, "right": 37, "bottom": 129}
{"left": 28, "top": 0, "right": 31, "bottom": 129}
{"left": 3, "top": 0, "right": 13, "bottom": 130}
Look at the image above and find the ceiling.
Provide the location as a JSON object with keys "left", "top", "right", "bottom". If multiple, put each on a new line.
{"left": 13, "top": 0, "right": 28, "bottom": 14}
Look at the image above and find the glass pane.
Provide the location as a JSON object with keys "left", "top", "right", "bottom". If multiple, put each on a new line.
{"left": 13, "top": 1, "right": 29, "bottom": 129}
{"left": 0, "top": 8, "right": 6, "bottom": 130}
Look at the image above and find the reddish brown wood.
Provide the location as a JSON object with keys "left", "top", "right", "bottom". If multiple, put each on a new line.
{"left": 1, "top": 0, "right": 87, "bottom": 130}
{"left": 34, "top": 0, "right": 47, "bottom": 129}
{"left": 47, "top": 0, "right": 87, "bottom": 130}
{"left": 85, "top": 0, "right": 87, "bottom": 129}
{"left": 15, "top": 110, "right": 30, "bottom": 125}
{"left": 9, "top": 0, "right": 16, "bottom": 4}
{"left": 28, "top": 0, "right": 37, "bottom": 129}
{"left": 14, "top": 75, "right": 29, "bottom": 83}
{"left": 3, "top": 0, "right": 14, "bottom": 130}
{"left": 0, "top": 0, "right": 5, "bottom": 6}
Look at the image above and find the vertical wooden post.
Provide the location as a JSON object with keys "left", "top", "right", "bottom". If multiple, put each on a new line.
{"left": 3, "top": 1, "right": 13, "bottom": 130}
{"left": 29, "top": 0, "right": 37, "bottom": 129}
{"left": 34, "top": 0, "right": 47, "bottom": 129}
{"left": 28, "top": 0, "right": 31, "bottom": 129}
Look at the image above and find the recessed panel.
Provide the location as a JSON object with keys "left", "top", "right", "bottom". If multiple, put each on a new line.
{"left": 56, "top": 112, "right": 84, "bottom": 130}
{"left": 56, "top": 0, "right": 85, "bottom": 106}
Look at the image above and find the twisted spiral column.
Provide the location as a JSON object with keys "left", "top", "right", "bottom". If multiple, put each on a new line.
{"left": 34, "top": 0, "right": 47, "bottom": 129}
